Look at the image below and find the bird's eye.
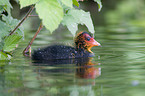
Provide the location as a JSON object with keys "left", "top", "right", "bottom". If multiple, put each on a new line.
{"left": 86, "top": 37, "right": 90, "bottom": 41}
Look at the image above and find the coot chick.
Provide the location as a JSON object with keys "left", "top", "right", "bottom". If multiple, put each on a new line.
{"left": 32, "top": 32, "right": 101, "bottom": 60}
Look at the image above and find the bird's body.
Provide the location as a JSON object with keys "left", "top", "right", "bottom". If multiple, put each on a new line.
{"left": 32, "top": 45, "right": 94, "bottom": 60}
{"left": 32, "top": 32, "right": 100, "bottom": 61}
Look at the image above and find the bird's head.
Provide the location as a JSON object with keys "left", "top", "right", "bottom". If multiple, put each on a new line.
{"left": 75, "top": 32, "right": 101, "bottom": 53}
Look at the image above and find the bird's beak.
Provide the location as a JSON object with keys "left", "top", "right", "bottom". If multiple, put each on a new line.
{"left": 92, "top": 39, "right": 101, "bottom": 47}
{"left": 87, "top": 38, "right": 101, "bottom": 53}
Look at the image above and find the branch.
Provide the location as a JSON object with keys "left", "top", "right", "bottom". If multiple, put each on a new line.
{"left": 77, "top": 0, "right": 84, "bottom": 1}
{"left": 9, "top": 6, "right": 35, "bottom": 35}
{"left": 28, "top": 15, "right": 38, "bottom": 17}
{"left": 23, "top": 22, "right": 43, "bottom": 56}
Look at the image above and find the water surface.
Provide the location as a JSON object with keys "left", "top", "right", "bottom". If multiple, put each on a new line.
{"left": 1, "top": 25, "right": 145, "bottom": 96}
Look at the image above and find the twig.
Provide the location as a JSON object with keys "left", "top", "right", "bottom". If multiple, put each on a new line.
{"left": 9, "top": 6, "right": 35, "bottom": 35}
{"left": 77, "top": 0, "right": 84, "bottom": 1}
{"left": 23, "top": 22, "right": 43, "bottom": 56}
{"left": 28, "top": 15, "right": 38, "bottom": 17}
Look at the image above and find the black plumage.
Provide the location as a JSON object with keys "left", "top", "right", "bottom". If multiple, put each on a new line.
{"left": 32, "top": 32, "right": 100, "bottom": 61}
{"left": 32, "top": 45, "right": 93, "bottom": 60}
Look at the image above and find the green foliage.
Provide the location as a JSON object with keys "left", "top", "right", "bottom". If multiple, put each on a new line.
{"left": 94, "top": 0, "right": 102, "bottom": 12}
{"left": 2, "top": 15, "right": 24, "bottom": 36}
{"left": 3, "top": 34, "right": 22, "bottom": 52}
{"left": 0, "top": 0, "right": 12, "bottom": 14}
{"left": 0, "top": 0, "right": 12, "bottom": 6}
{"left": 62, "top": 9, "right": 95, "bottom": 36}
{"left": 0, "top": 21, "right": 10, "bottom": 41}
{"left": 0, "top": 15, "right": 24, "bottom": 41}
{"left": 0, "top": 33, "right": 22, "bottom": 60}
{"left": 19, "top": 0, "right": 40, "bottom": 8}
{"left": 72, "top": 0, "right": 79, "bottom": 7}
{"left": 59, "top": 0, "right": 73, "bottom": 8}
{"left": 19, "top": 0, "right": 102, "bottom": 34}
{"left": 0, "top": 34, "right": 22, "bottom": 60}
{"left": 0, "top": 0, "right": 24, "bottom": 60}
{"left": 0, "top": 6, "right": 4, "bottom": 13}
{"left": 35, "top": 0, "right": 64, "bottom": 33}
{"left": 0, "top": 51, "right": 10, "bottom": 60}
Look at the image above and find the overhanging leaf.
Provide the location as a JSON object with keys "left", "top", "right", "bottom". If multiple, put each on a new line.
{"left": 0, "top": 51, "right": 11, "bottom": 60}
{"left": 35, "top": 0, "right": 64, "bottom": 33}
{"left": 3, "top": 34, "right": 22, "bottom": 52}
{"left": 0, "top": 20, "right": 10, "bottom": 40}
{"left": 0, "top": 6, "right": 5, "bottom": 14}
{"left": 3, "top": 5, "right": 11, "bottom": 15}
{"left": 62, "top": 15, "right": 78, "bottom": 36}
{"left": 72, "top": 0, "right": 79, "bottom": 7}
{"left": 62, "top": 9, "right": 95, "bottom": 36}
{"left": 0, "top": 0, "right": 12, "bottom": 8}
{"left": 0, "top": 37, "right": 5, "bottom": 50}
{"left": 0, "top": 0, "right": 12, "bottom": 14}
{"left": 60, "top": 0, "right": 73, "bottom": 8}
{"left": 19, "top": 0, "right": 40, "bottom": 8}
{"left": 94, "top": 0, "right": 102, "bottom": 12}
{"left": 2, "top": 15, "right": 24, "bottom": 37}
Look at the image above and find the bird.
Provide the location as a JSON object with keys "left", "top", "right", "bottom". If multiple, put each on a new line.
{"left": 32, "top": 31, "right": 101, "bottom": 61}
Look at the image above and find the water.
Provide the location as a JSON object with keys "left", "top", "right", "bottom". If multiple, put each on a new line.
{"left": 1, "top": 25, "right": 145, "bottom": 96}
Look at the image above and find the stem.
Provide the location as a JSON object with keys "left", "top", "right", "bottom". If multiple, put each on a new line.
{"left": 23, "top": 23, "right": 43, "bottom": 56}
{"left": 77, "top": 0, "right": 84, "bottom": 1}
{"left": 28, "top": 15, "right": 38, "bottom": 17}
{"left": 9, "top": 6, "right": 35, "bottom": 35}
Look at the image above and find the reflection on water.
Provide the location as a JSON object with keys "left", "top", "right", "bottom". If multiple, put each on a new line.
{"left": 76, "top": 58, "right": 101, "bottom": 79}
{"left": 1, "top": 25, "right": 145, "bottom": 96}
{"left": 33, "top": 57, "right": 101, "bottom": 96}
{"left": 33, "top": 58, "right": 101, "bottom": 79}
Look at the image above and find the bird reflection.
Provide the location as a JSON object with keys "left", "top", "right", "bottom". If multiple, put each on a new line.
{"left": 76, "top": 58, "right": 101, "bottom": 79}
{"left": 33, "top": 57, "right": 101, "bottom": 79}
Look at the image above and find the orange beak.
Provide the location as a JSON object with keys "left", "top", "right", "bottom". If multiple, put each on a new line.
{"left": 87, "top": 38, "right": 101, "bottom": 53}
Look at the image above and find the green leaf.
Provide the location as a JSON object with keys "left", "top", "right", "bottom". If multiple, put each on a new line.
{"left": 0, "top": 40, "right": 4, "bottom": 50}
{"left": 62, "top": 9, "right": 95, "bottom": 36}
{"left": 60, "top": 0, "right": 73, "bottom": 8}
{"left": 3, "top": 34, "right": 22, "bottom": 52}
{"left": 0, "top": 0, "right": 9, "bottom": 5}
{"left": 72, "top": 0, "right": 79, "bottom": 7}
{"left": 0, "top": 15, "right": 24, "bottom": 42}
{"left": 35, "top": 0, "right": 64, "bottom": 33}
{"left": 0, "top": 0, "right": 12, "bottom": 8}
{"left": 0, "top": 51, "right": 11, "bottom": 60}
{"left": 2, "top": 15, "right": 24, "bottom": 37}
{"left": 94, "top": 0, "right": 102, "bottom": 12}
{"left": 0, "top": 0, "right": 12, "bottom": 14}
{"left": 2, "top": 15, "right": 19, "bottom": 30}
{"left": 0, "top": 6, "right": 4, "bottom": 14}
{"left": 19, "top": 0, "right": 40, "bottom": 8}
{"left": 0, "top": 21, "right": 10, "bottom": 40}
{"left": 3, "top": 5, "right": 11, "bottom": 15}
{"left": 62, "top": 15, "right": 78, "bottom": 36}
